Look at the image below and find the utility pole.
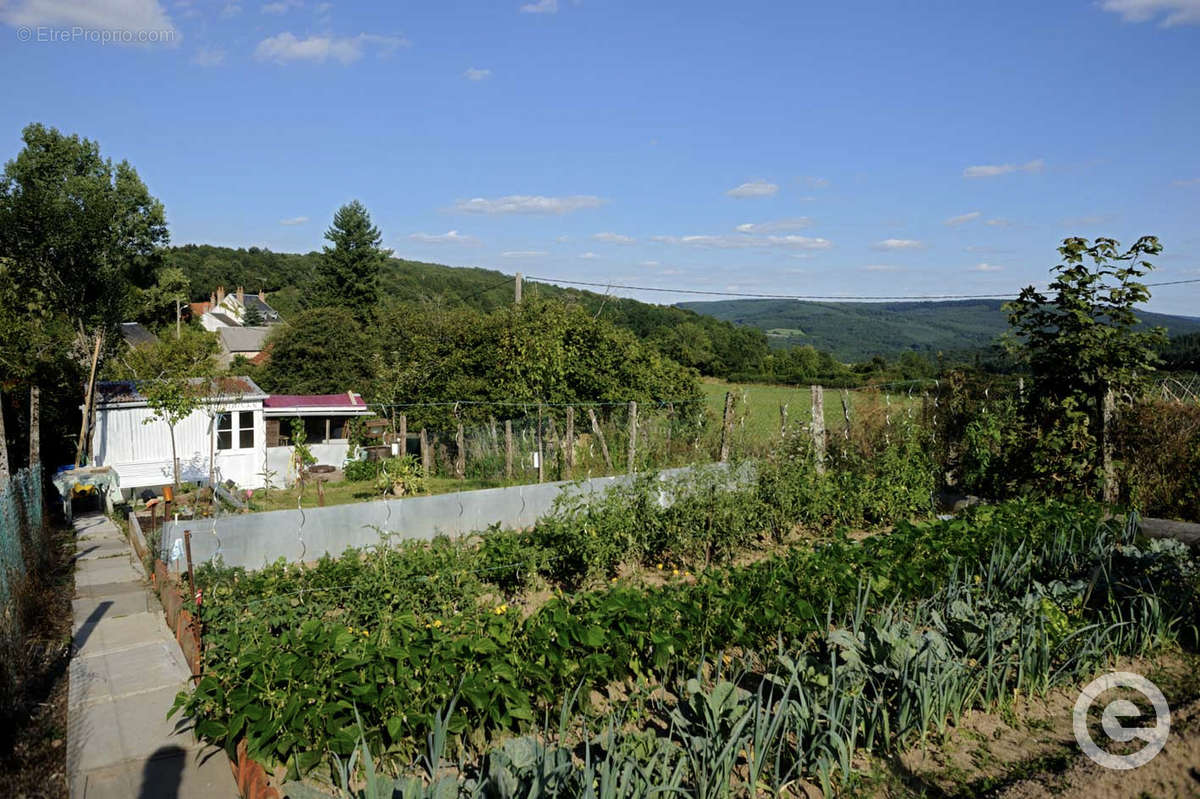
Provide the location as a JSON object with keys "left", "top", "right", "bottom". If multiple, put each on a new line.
{"left": 514, "top": 272, "right": 523, "bottom": 305}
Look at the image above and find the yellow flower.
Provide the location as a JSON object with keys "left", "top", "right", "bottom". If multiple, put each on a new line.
{"left": 610, "top": 577, "right": 618, "bottom": 583}
{"left": 974, "top": 575, "right": 982, "bottom": 584}
{"left": 722, "top": 654, "right": 732, "bottom": 665}
{"left": 432, "top": 619, "right": 443, "bottom": 628}
{"left": 424, "top": 623, "right": 432, "bottom": 629}
{"left": 656, "top": 563, "right": 664, "bottom": 570}
{"left": 672, "top": 569, "right": 679, "bottom": 577}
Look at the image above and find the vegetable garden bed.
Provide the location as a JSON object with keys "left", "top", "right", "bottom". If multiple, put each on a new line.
{"left": 173, "top": 438, "right": 1200, "bottom": 797}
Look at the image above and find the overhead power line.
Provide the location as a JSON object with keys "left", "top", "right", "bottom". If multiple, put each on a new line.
{"left": 523, "top": 275, "right": 1200, "bottom": 302}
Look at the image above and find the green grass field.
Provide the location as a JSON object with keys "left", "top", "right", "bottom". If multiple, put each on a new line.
{"left": 698, "top": 378, "right": 923, "bottom": 452}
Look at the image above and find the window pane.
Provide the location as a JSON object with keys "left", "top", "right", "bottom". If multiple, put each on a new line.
{"left": 239, "top": 428, "right": 254, "bottom": 448}
{"left": 217, "top": 430, "right": 232, "bottom": 450}
{"left": 239, "top": 410, "right": 254, "bottom": 431}
{"left": 217, "top": 413, "right": 231, "bottom": 432}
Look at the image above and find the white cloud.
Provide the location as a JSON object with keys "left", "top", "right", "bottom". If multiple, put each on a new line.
{"left": 452, "top": 195, "right": 606, "bottom": 215}
{"left": 191, "top": 46, "right": 225, "bottom": 66}
{"left": 519, "top": 0, "right": 557, "bottom": 12}
{"left": 872, "top": 238, "right": 925, "bottom": 250}
{"left": 261, "top": 0, "right": 298, "bottom": 14}
{"left": 970, "top": 263, "right": 1004, "bottom": 272}
{"left": 254, "top": 32, "right": 408, "bottom": 64}
{"left": 944, "top": 211, "right": 981, "bottom": 226}
{"left": 659, "top": 268, "right": 684, "bottom": 275}
{"left": 963, "top": 159, "right": 1045, "bottom": 178}
{"left": 803, "top": 176, "right": 830, "bottom": 188}
{"left": 592, "top": 232, "right": 635, "bottom": 244}
{"left": 641, "top": 260, "right": 660, "bottom": 267}
{"left": 1, "top": 0, "right": 178, "bottom": 39}
{"left": 1100, "top": 0, "right": 1200, "bottom": 26}
{"left": 578, "top": 252, "right": 599, "bottom": 260}
{"left": 408, "top": 230, "right": 478, "bottom": 244}
{"left": 653, "top": 234, "right": 832, "bottom": 251}
{"left": 735, "top": 217, "right": 812, "bottom": 233}
{"left": 279, "top": 216, "right": 309, "bottom": 225}
{"left": 463, "top": 67, "right": 491, "bottom": 81}
{"left": 1173, "top": 177, "right": 1200, "bottom": 186}
{"left": 501, "top": 250, "right": 548, "bottom": 257}
{"left": 726, "top": 179, "right": 779, "bottom": 198}
{"left": 219, "top": 3, "right": 242, "bottom": 18}
{"left": 985, "top": 218, "right": 1014, "bottom": 227}
{"left": 862, "top": 264, "right": 901, "bottom": 272}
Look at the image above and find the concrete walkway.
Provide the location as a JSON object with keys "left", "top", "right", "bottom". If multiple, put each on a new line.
{"left": 67, "top": 512, "right": 238, "bottom": 799}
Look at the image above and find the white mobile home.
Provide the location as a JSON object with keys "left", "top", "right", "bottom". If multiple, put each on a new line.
{"left": 89, "top": 377, "right": 269, "bottom": 497}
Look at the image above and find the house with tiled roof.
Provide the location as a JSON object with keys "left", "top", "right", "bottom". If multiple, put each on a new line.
{"left": 199, "top": 286, "right": 281, "bottom": 332}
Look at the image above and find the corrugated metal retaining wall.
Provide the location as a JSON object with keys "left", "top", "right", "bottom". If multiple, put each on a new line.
{"left": 161, "top": 464, "right": 741, "bottom": 571}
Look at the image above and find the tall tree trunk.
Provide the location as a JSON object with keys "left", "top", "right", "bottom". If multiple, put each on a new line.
{"left": 0, "top": 387, "right": 10, "bottom": 488}
{"left": 74, "top": 331, "right": 103, "bottom": 468}
{"left": 176, "top": 298, "right": 182, "bottom": 339}
{"left": 170, "top": 423, "right": 182, "bottom": 496}
{"left": 29, "top": 385, "right": 40, "bottom": 467}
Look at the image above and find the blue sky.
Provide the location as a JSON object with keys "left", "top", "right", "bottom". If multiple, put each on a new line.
{"left": 2, "top": 0, "right": 1199, "bottom": 314}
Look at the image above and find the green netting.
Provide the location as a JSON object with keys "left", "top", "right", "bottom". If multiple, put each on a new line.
{"left": 0, "top": 467, "right": 43, "bottom": 613}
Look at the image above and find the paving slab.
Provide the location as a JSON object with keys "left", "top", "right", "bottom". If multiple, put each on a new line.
{"left": 75, "top": 538, "right": 134, "bottom": 560}
{"left": 72, "top": 586, "right": 158, "bottom": 624}
{"left": 67, "top": 513, "right": 237, "bottom": 799}
{"left": 73, "top": 611, "right": 176, "bottom": 660}
{"left": 74, "top": 555, "right": 142, "bottom": 588}
{"left": 70, "top": 745, "right": 235, "bottom": 799}
{"left": 69, "top": 640, "right": 190, "bottom": 709}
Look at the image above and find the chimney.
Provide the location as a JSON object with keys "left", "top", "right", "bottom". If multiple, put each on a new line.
{"left": 258, "top": 288, "right": 266, "bottom": 302}
{"left": 236, "top": 286, "right": 244, "bottom": 306}
{"left": 216, "top": 285, "right": 225, "bottom": 304}
{"left": 209, "top": 291, "right": 215, "bottom": 306}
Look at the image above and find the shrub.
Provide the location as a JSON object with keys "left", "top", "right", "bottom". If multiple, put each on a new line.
{"left": 342, "top": 458, "right": 378, "bottom": 482}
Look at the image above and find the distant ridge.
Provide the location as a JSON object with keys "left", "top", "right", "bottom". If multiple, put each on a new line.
{"left": 676, "top": 298, "right": 1200, "bottom": 361}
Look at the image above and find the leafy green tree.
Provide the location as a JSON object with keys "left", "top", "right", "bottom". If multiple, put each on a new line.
{"left": 104, "top": 325, "right": 220, "bottom": 382}
{"left": 310, "top": 200, "right": 390, "bottom": 321}
{"left": 259, "top": 307, "right": 374, "bottom": 395}
{"left": 241, "top": 304, "right": 265, "bottom": 326}
{"left": 1006, "top": 236, "right": 1166, "bottom": 495}
{"left": 0, "top": 123, "right": 167, "bottom": 466}
{"left": 141, "top": 379, "right": 200, "bottom": 495}
{"left": 0, "top": 123, "right": 167, "bottom": 335}
{"left": 140, "top": 267, "right": 191, "bottom": 333}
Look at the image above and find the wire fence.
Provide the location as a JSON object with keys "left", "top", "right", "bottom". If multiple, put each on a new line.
{"left": 0, "top": 467, "right": 44, "bottom": 628}
{"left": 354, "top": 383, "right": 959, "bottom": 487}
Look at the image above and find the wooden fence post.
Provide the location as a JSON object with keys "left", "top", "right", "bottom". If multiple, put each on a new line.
{"left": 537, "top": 403, "right": 544, "bottom": 483}
{"left": 565, "top": 407, "right": 575, "bottom": 479}
{"left": 546, "top": 416, "right": 560, "bottom": 479}
{"left": 779, "top": 403, "right": 788, "bottom": 439}
{"left": 29, "top": 385, "right": 40, "bottom": 467}
{"left": 719, "top": 391, "right": 735, "bottom": 462}
{"left": 810, "top": 385, "right": 825, "bottom": 474}
{"left": 627, "top": 401, "right": 638, "bottom": 473}
{"left": 454, "top": 412, "right": 465, "bottom": 480}
{"left": 398, "top": 413, "right": 407, "bottom": 458}
{"left": 1101, "top": 387, "right": 1117, "bottom": 505}
{"left": 504, "top": 420, "right": 514, "bottom": 480}
{"left": 588, "top": 408, "right": 613, "bottom": 470}
{"left": 420, "top": 428, "right": 431, "bottom": 475}
{"left": 841, "top": 390, "right": 851, "bottom": 441}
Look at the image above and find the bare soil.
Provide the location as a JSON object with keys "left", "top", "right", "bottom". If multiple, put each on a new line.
{"left": 0, "top": 521, "right": 74, "bottom": 799}
{"left": 867, "top": 651, "right": 1200, "bottom": 798}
